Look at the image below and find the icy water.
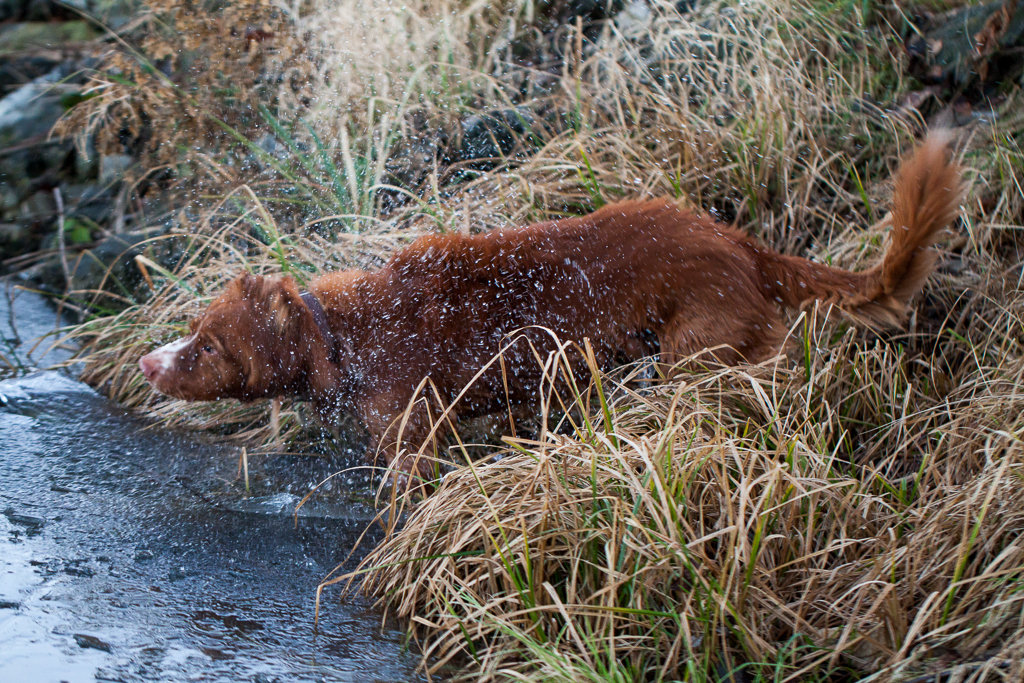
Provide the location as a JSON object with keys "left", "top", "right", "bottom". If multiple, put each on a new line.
{"left": 0, "top": 287, "right": 424, "bottom": 683}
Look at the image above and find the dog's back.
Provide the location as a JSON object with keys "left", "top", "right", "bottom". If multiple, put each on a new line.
{"left": 353, "top": 199, "right": 792, "bottom": 414}
{"left": 352, "top": 135, "right": 962, "bottom": 415}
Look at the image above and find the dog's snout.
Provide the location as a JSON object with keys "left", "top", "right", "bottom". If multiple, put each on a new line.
{"left": 139, "top": 354, "right": 160, "bottom": 381}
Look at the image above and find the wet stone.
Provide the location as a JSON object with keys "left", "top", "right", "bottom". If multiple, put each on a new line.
{"left": 910, "top": 0, "right": 1024, "bottom": 85}
{"left": 73, "top": 633, "right": 113, "bottom": 653}
{"left": 96, "top": 670, "right": 132, "bottom": 682}
{"left": 457, "top": 109, "right": 537, "bottom": 168}
{"left": 0, "top": 21, "right": 101, "bottom": 56}
{"left": 0, "top": 600, "right": 20, "bottom": 609}
{"left": 0, "top": 54, "right": 58, "bottom": 97}
{"left": 134, "top": 548, "right": 154, "bottom": 562}
{"left": 3, "top": 507, "right": 45, "bottom": 529}
{"left": 99, "top": 153, "right": 133, "bottom": 183}
{"left": 938, "top": 257, "right": 966, "bottom": 275}
{"left": 64, "top": 560, "right": 95, "bottom": 577}
{"left": 201, "top": 647, "right": 234, "bottom": 661}
{"left": 32, "top": 226, "right": 182, "bottom": 303}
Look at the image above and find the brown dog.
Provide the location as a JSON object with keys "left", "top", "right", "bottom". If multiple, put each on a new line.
{"left": 140, "top": 134, "right": 963, "bottom": 486}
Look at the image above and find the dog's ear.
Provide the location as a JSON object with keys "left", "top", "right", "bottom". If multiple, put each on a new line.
{"left": 268, "top": 292, "right": 290, "bottom": 334}
{"left": 229, "top": 271, "right": 261, "bottom": 296}
{"left": 266, "top": 276, "right": 303, "bottom": 335}
{"left": 226, "top": 272, "right": 302, "bottom": 335}
{"left": 242, "top": 275, "right": 305, "bottom": 396}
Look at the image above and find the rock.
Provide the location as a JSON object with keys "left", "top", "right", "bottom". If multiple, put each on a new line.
{"left": 0, "top": 600, "right": 20, "bottom": 609}
{"left": 715, "top": 661, "right": 753, "bottom": 683}
{"left": 54, "top": 227, "right": 180, "bottom": 296}
{"left": 99, "top": 154, "right": 133, "bottom": 183}
{"left": 6, "top": 183, "right": 160, "bottom": 284}
{"left": 73, "top": 633, "right": 113, "bottom": 652}
{"left": 0, "top": 22, "right": 101, "bottom": 56}
{"left": 534, "top": 0, "right": 625, "bottom": 29}
{"left": 93, "top": 0, "right": 139, "bottom": 29}
{"left": 64, "top": 563, "right": 95, "bottom": 577}
{"left": 0, "top": 219, "right": 38, "bottom": 263}
{"left": 23, "top": 190, "right": 56, "bottom": 218}
{"left": 253, "top": 134, "right": 290, "bottom": 161}
{"left": 3, "top": 507, "right": 45, "bottom": 528}
{"left": 911, "top": 0, "right": 1024, "bottom": 85}
{"left": 0, "top": 222, "right": 28, "bottom": 244}
{"left": 457, "top": 108, "right": 538, "bottom": 167}
{"left": 0, "top": 183, "right": 17, "bottom": 211}
{"left": 0, "top": 61, "right": 124, "bottom": 273}
{"left": 0, "top": 54, "right": 60, "bottom": 97}
{"left": 29, "top": 558, "right": 60, "bottom": 574}
{"left": 0, "top": 63, "right": 77, "bottom": 144}
{"left": 0, "top": 0, "right": 85, "bottom": 21}
{"left": 616, "top": 1, "right": 653, "bottom": 38}
{"left": 0, "top": 177, "right": 58, "bottom": 263}
{"left": 383, "top": 110, "right": 447, "bottom": 191}
{"left": 74, "top": 147, "right": 99, "bottom": 181}
{"left": 63, "top": 184, "right": 114, "bottom": 223}
{"left": 0, "top": 0, "right": 27, "bottom": 22}
{"left": 24, "top": 0, "right": 80, "bottom": 21}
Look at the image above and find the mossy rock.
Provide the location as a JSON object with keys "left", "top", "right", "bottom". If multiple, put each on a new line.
{"left": 923, "top": 0, "right": 1024, "bottom": 85}
{"left": 93, "top": 0, "right": 140, "bottom": 19}
{"left": 0, "top": 21, "right": 101, "bottom": 56}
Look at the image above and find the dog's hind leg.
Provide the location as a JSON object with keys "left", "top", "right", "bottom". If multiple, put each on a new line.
{"left": 657, "top": 301, "right": 786, "bottom": 367}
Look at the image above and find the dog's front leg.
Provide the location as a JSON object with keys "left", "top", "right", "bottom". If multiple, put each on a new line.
{"left": 359, "top": 394, "right": 440, "bottom": 496}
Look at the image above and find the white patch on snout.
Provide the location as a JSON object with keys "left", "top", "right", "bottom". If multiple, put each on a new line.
{"left": 152, "top": 335, "right": 195, "bottom": 371}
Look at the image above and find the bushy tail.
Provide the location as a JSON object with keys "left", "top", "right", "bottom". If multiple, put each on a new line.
{"left": 758, "top": 132, "right": 965, "bottom": 327}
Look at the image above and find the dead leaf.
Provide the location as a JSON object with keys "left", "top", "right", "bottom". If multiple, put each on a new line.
{"left": 973, "top": 0, "right": 1018, "bottom": 79}
{"left": 974, "top": 0, "right": 1017, "bottom": 57}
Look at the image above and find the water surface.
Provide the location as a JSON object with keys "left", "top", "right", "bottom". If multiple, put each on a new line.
{"left": 0, "top": 287, "right": 424, "bottom": 683}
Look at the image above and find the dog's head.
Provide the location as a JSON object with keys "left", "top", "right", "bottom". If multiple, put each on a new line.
{"left": 139, "top": 273, "right": 322, "bottom": 402}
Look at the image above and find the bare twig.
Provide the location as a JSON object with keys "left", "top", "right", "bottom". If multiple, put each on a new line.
{"left": 4, "top": 280, "right": 21, "bottom": 347}
{"left": 53, "top": 187, "right": 71, "bottom": 293}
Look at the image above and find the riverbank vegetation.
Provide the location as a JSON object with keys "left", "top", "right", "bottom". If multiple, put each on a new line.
{"left": 58, "top": 0, "right": 1024, "bottom": 679}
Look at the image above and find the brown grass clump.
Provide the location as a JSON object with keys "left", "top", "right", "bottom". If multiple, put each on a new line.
{"left": 58, "top": 0, "right": 1024, "bottom": 679}
{"left": 58, "top": 0, "right": 316, "bottom": 167}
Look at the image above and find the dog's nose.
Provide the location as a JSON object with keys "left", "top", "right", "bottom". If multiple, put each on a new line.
{"left": 139, "top": 354, "right": 159, "bottom": 381}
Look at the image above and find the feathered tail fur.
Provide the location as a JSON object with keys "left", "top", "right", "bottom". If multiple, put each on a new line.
{"left": 758, "top": 132, "right": 965, "bottom": 327}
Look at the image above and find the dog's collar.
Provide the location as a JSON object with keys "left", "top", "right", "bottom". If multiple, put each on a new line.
{"left": 300, "top": 291, "right": 339, "bottom": 364}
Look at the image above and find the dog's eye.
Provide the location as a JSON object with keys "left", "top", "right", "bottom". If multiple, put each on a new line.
{"left": 201, "top": 345, "right": 214, "bottom": 354}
